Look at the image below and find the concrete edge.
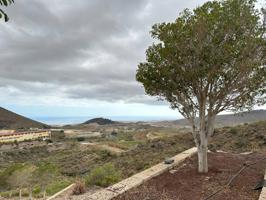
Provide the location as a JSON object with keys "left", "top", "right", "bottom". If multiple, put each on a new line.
{"left": 85, "top": 147, "right": 197, "bottom": 200}
{"left": 47, "top": 183, "right": 75, "bottom": 200}
{"left": 258, "top": 169, "right": 266, "bottom": 200}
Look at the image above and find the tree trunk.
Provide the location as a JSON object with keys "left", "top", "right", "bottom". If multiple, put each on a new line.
{"left": 19, "top": 189, "right": 22, "bottom": 200}
{"left": 197, "top": 131, "right": 208, "bottom": 173}
{"left": 43, "top": 188, "right": 46, "bottom": 199}
{"left": 207, "top": 114, "right": 216, "bottom": 137}
{"left": 29, "top": 187, "right": 32, "bottom": 200}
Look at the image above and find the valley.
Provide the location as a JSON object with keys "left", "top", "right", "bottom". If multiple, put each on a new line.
{"left": 0, "top": 108, "right": 265, "bottom": 199}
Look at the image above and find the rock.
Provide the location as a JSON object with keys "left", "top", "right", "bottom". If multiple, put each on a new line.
{"left": 164, "top": 158, "right": 174, "bottom": 165}
{"left": 169, "top": 169, "right": 177, "bottom": 174}
{"left": 253, "top": 179, "right": 266, "bottom": 190}
{"left": 240, "top": 152, "right": 253, "bottom": 155}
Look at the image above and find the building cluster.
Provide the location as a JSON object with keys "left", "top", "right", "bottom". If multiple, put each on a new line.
{"left": 0, "top": 130, "right": 51, "bottom": 143}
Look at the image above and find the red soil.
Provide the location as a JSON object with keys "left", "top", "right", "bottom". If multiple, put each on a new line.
{"left": 114, "top": 152, "right": 266, "bottom": 200}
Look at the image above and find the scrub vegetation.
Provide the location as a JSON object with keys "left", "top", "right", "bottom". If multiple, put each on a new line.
{"left": 0, "top": 120, "right": 265, "bottom": 198}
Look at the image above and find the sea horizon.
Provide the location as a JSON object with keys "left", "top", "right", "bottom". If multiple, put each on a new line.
{"left": 32, "top": 116, "right": 180, "bottom": 126}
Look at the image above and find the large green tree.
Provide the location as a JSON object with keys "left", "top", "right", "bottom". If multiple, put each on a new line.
{"left": 137, "top": 0, "right": 266, "bottom": 173}
{"left": 0, "top": 0, "right": 14, "bottom": 22}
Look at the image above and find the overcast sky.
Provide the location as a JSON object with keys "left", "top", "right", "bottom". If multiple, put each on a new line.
{"left": 0, "top": 0, "right": 265, "bottom": 121}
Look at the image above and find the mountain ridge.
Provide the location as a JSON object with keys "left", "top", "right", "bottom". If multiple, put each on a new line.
{"left": 174, "top": 109, "right": 266, "bottom": 127}
{"left": 0, "top": 107, "right": 49, "bottom": 130}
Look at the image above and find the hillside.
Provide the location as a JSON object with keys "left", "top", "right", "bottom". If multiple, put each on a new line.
{"left": 154, "top": 110, "right": 266, "bottom": 128}
{"left": 209, "top": 120, "right": 266, "bottom": 152}
{"left": 0, "top": 117, "right": 265, "bottom": 199}
{"left": 83, "top": 117, "right": 117, "bottom": 125}
{"left": 0, "top": 107, "right": 49, "bottom": 130}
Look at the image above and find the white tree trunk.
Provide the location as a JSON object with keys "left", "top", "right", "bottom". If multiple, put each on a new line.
{"left": 19, "top": 189, "right": 22, "bottom": 200}
{"left": 29, "top": 188, "right": 32, "bottom": 200}
{"left": 197, "top": 131, "right": 208, "bottom": 173}
{"left": 43, "top": 188, "right": 46, "bottom": 199}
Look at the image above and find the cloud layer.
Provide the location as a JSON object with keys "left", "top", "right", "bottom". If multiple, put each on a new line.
{"left": 0, "top": 0, "right": 209, "bottom": 107}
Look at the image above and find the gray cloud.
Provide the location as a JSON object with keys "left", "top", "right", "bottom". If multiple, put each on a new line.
{"left": 0, "top": 0, "right": 207, "bottom": 105}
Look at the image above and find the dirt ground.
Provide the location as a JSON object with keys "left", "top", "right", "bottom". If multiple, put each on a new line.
{"left": 114, "top": 152, "right": 266, "bottom": 200}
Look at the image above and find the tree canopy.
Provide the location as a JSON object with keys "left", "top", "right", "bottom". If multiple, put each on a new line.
{"left": 0, "top": 0, "right": 14, "bottom": 22}
{"left": 137, "top": 0, "right": 266, "bottom": 172}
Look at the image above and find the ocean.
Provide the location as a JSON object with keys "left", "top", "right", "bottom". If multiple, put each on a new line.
{"left": 32, "top": 116, "right": 178, "bottom": 126}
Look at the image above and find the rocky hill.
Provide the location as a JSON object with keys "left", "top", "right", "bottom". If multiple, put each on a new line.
{"left": 0, "top": 107, "right": 49, "bottom": 130}
{"left": 83, "top": 117, "right": 117, "bottom": 125}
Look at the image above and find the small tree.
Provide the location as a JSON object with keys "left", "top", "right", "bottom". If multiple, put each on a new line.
{"left": 137, "top": 0, "right": 265, "bottom": 173}
{"left": 34, "top": 162, "right": 58, "bottom": 199}
{"left": 0, "top": 0, "right": 14, "bottom": 22}
{"left": 7, "top": 165, "right": 36, "bottom": 200}
{"left": 7, "top": 169, "right": 24, "bottom": 200}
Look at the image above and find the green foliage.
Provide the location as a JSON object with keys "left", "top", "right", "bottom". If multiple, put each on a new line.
{"left": 229, "top": 127, "right": 238, "bottom": 134}
{"left": 98, "top": 150, "right": 112, "bottom": 160}
{"left": 0, "top": 179, "right": 71, "bottom": 198}
{"left": 32, "top": 186, "right": 41, "bottom": 195}
{"left": 0, "top": 163, "right": 24, "bottom": 188}
{"left": 85, "top": 163, "right": 121, "bottom": 187}
{"left": 0, "top": 0, "right": 14, "bottom": 6}
{"left": 77, "top": 137, "right": 85, "bottom": 142}
{"left": 45, "top": 179, "right": 71, "bottom": 196}
{"left": 6, "top": 163, "right": 36, "bottom": 196}
{"left": 137, "top": 0, "right": 265, "bottom": 172}
{"left": 34, "top": 162, "right": 58, "bottom": 187}
{"left": 235, "top": 137, "right": 248, "bottom": 148}
{"left": 46, "top": 139, "right": 53, "bottom": 143}
{"left": 115, "top": 132, "right": 134, "bottom": 141}
{"left": 0, "top": 190, "right": 11, "bottom": 198}
{"left": 137, "top": 0, "right": 265, "bottom": 116}
{"left": 209, "top": 121, "right": 266, "bottom": 153}
{"left": 0, "top": 0, "right": 14, "bottom": 22}
{"left": 51, "top": 130, "right": 65, "bottom": 141}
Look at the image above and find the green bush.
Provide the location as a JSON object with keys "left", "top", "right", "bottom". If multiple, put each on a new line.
{"left": 46, "top": 179, "right": 71, "bottom": 196}
{"left": 0, "top": 163, "right": 24, "bottom": 188}
{"left": 46, "top": 139, "right": 53, "bottom": 143}
{"left": 235, "top": 137, "right": 248, "bottom": 148}
{"left": 77, "top": 137, "right": 85, "bottom": 142}
{"left": 86, "top": 163, "right": 121, "bottom": 187}
{"left": 33, "top": 186, "right": 41, "bottom": 195}
{"left": 98, "top": 150, "right": 112, "bottom": 160}
{"left": 0, "top": 190, "right": 12, "bottom": 198}
{"left": 229, "top": 127, "right": 238, "bottom": 134}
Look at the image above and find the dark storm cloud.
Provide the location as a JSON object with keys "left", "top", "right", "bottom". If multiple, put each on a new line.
{"left": 0, "top": 0, "right": 207, "bottom": 105}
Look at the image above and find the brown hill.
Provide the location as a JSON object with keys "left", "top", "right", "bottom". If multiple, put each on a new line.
{"left": 209, "top": 120, "right": 266, "bottom": 152}
{"left": 173, "top": 109, "right": 266, "bottom": 127}
{"left": 0, "top": 107, "right": 49, "bottom": 130}
{"left": 83, "top": 117, "right": 117, "bottom": 125}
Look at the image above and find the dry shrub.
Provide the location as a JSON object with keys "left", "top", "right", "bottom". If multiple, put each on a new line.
{"left": 72, "top": 180, "right": 86, "bottom": 195}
